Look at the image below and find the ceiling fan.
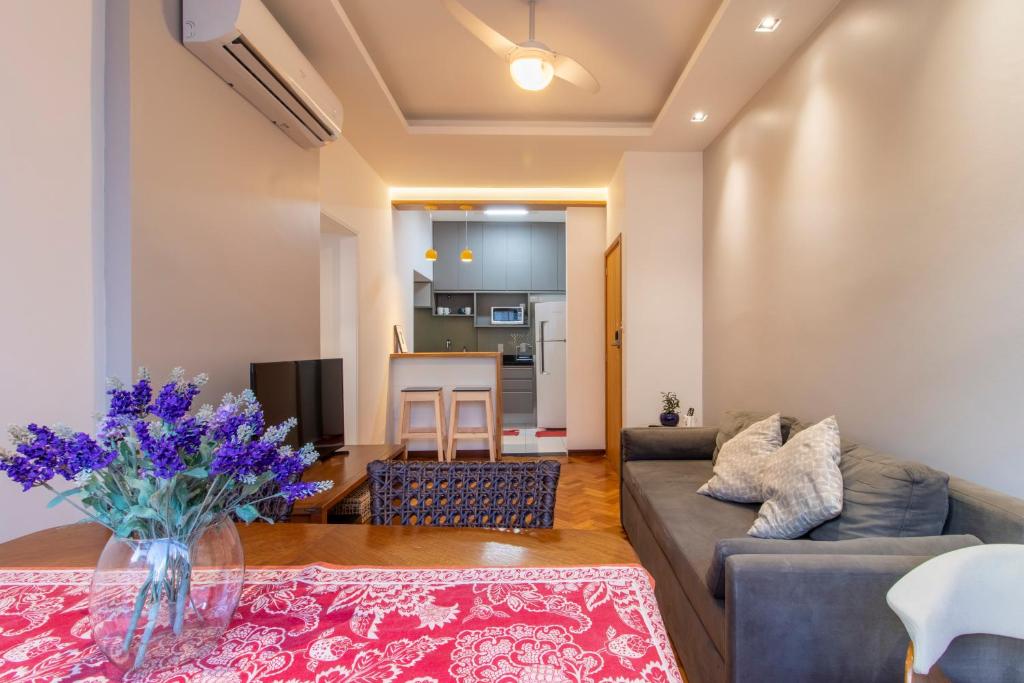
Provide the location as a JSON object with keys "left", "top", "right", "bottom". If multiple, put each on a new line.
{"left": 441, "top": 0, "right": 600, "bottom": 93}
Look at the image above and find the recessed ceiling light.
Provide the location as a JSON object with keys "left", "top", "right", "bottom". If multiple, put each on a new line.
{"left": 691, "top": 112, "right": 709, "bottom": 123}
{"left": 755, "top": 16, "right": 781, "bottom": 32}
{"left": 484, "top": 207, "right": 529, "bottom": 216}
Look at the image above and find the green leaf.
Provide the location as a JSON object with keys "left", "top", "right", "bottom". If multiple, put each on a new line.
{"left": 235, "top": 504, "right": 259, "bottom": 524}
{"left": 47, "top": 487, "right": 83, "bottom": 508}
{"left": 128, "top": 505, "right": 162, "bottom": 521}
{"left": 182, "top": 467, "right": 208, "bottom": 478}
{"left": 110, "top": 492, "right": 129, "bottom": 512}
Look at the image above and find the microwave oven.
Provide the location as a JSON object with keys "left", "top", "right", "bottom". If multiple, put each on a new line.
{"left": 490, "top": 305, "right": 525, "bottom": 325}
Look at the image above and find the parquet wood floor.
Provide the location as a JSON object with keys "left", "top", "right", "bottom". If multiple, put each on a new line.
{"left": 547, "top": 454, "right": 623, "bottom": 532}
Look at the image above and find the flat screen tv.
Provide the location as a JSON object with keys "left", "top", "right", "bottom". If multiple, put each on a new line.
{"left": 249, "top": 359, "right": 344, "bottom": 453}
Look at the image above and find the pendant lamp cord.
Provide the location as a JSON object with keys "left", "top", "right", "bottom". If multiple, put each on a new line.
{"left": 528, "top": 0, "right": 536, "bottom": 41}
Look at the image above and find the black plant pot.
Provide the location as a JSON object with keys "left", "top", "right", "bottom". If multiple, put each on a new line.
{"left": 660, "top": 412, "right": 680, "bottom": 427}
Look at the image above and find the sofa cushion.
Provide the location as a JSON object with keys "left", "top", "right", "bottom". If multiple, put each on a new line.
{"left": 750, "top": 417, "right": 844, "bottom": 539}
{"left": 810, "top": 444, "right": 950, "bottom": 540}
{"left": 705, "top": 534, "right": 982, "bottom": 598}
{"left": 713, "top": 410, "right": 800, "bottom": 463}
{"left": 699, "top": 414, "right": 781, "bottom": 503}
{"left": 623, "top": 459, "right": 758, "bottom": 654}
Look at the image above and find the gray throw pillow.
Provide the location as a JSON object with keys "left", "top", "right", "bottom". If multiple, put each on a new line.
{"left": 699, "top": 414, "right": 782, "bottom": 503}
{"left": 705, "top": 534, "right": 981, "bottom": 598}
{"left": 713, "top": 411, "right": 800, "bottom": 463}
{"left": 749, "top": 416, "right": 843, "bottom": 539}
{"left": 809, "top": 444, "right": 950, "bottom": 540}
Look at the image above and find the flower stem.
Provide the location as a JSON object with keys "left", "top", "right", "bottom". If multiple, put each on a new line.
{"left": 173, "top": 557, "right": 190, "bottom": 635}
{"left": 122, "top": 573, "right": 153, "bottom": 653}
{"left": 134, "top": 577, "right": 162, "bottom": 669}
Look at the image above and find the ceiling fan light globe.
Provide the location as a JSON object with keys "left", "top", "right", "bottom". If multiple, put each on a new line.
{"left": 510, "top": 55, "right": 554, "bottom": 91}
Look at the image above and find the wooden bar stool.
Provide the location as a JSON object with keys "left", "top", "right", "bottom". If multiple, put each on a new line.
{"left": 398, "top": 387, "right": 446, "bottom": 461}
{"left": 447, "top": 386, "right": 497, "bottom": 462}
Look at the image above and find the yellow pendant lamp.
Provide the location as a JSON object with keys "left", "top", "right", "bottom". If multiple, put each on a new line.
{"left": 423, "top": 204, "right": 438, "bottom": 261}
{"left": 459, "top": 205, "right": 474, "bottom": 263}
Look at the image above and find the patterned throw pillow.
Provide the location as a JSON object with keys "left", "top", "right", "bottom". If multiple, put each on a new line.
{"left": 749, "top": 416, "right": 843, "bottom": 539}
{"left": 698, "top": 414, "right": 782, "bottom": 503}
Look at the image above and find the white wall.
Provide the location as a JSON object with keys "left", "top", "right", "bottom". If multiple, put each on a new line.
{"left": 0, "top": 0, "right": 107, "bottom": 541}
{"left": 320, "top": 140, "right": 432, "bottom": 443}
{"left": 607, "top": 152, "right": 703, "bottom": 428}
{"left": 393, "top": 210, "right": 433, "bottom": 345}
{"left": 108, "top": 0, "right": 321, "bottom": 402}
{"left": 565, "top": 208, "right": 607, "bottom": 451}
{"left": 704, "top": 0, "right": 1024, "bottom": 496}
{"left": 320, "top": 218, "right": 360, "bottom": 443}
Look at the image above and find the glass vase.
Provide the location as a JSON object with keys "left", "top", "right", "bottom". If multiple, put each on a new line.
{"left": 89, "top": 517, "right": 245, "bottom": 673}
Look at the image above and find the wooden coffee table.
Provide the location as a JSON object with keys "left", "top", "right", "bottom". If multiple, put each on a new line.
{"left": 289, "top": 443, "right": 406, "bottom": 523}
{"left": 0, "top": 523, "right": 638, "bottom": 568}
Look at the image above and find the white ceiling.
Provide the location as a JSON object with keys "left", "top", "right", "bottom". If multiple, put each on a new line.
{"left": 341, "top": 0, "right": 718, "bottom": 123}
{"left": 264, "top": 0, "right": 840, "bottom": 187}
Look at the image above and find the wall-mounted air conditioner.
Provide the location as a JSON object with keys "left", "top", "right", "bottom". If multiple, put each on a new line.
{"left": 183, "top": 0, "right": 343, "bottom": 148}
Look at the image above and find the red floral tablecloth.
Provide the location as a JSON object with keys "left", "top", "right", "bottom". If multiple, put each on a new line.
{"left": 0, "top": 564, "right": 682, "bottom": 682}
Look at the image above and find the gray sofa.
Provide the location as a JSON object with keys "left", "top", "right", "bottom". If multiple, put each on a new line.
{"left": 620, "top": 425, "right": 1024, "bottom": 683}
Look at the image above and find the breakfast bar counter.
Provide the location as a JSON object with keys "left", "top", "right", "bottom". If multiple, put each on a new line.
{"left": 388, "top": 352, "right": 503, "bottom": 455}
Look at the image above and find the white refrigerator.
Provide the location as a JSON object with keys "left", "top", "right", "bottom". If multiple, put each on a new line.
{"left": 534, "top": 301, "right": 567, "bottom": 429}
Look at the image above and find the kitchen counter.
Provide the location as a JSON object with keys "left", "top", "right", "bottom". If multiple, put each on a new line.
{"left": 388, "top": 353, "right": 502, "bottom": 454}
{"left": 389, "top": 352, "right": 500, "bottom": 359}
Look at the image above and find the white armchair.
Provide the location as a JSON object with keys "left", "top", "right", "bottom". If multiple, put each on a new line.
{"left": 887, "top": 544, "right": 1024, "bottom": 680}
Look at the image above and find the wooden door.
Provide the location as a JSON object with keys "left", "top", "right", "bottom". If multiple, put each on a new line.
{"left": 605, "top": 237, "right": 623, "bottom": 474}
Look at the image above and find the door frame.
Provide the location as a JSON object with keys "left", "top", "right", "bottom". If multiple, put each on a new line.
{"left": 604, "top": 235, "right": 623, "bottom": 471}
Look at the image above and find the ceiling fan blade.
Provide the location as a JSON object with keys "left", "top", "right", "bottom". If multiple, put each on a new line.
{"left": 553, "top": 54, "right": 600, "bottom": 93}
{"left": 442, "top": 0, "right": 517, "bottom": 58}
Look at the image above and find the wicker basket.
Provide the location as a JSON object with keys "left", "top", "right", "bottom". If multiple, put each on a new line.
{"left": 330, "top": 481, "right": 371, "bottom": 523}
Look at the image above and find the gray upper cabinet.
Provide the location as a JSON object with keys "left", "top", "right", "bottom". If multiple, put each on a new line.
{"left": 457, "top": 223, "right": 483, "bottom": 291}
{"left": 530, "top": 223, "right": 558, "bottom": 291}
{"left": 431, "top": 222, "right": 460, "bottom": 291}
{"left": 505, "top": 223, "right": 532, "bottom": 290}
{"left": 429, "top": 221, "right": 564, "bottom": 292}
{"left": 481, "top": 224, "right": 507, "bottom": 290}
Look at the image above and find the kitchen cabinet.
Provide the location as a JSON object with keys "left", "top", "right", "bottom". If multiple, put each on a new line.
{"left": 505, "top": 224, "right": 532, "bottom": 291}
{"left": 481, "top": 224, "right": 507, "bottom": 290}
{"left": 502, "top": 365, "right": 535, "bottom": 426}
{"left": 429, "top": 221, "right": 564, "bottom": 293}
{"left": 457, "top": 223, "right": 484, "bottom": 291}
{"left": 431, "top": 222, "right": 460, "bottom": 291}
{"left": 413, "top": 281, "right": 432, "bottom": 308}
{"left": 530, "top": 223, "right": 558, "bottom": 291}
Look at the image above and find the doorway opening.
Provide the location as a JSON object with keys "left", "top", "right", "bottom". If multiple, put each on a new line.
{"left": 408, "top": 208, "right": 568, "bottom": 456}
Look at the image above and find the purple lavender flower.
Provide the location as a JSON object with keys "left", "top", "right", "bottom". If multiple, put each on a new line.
{"left": 107, "top": 378, "right": 153, "bottom": 420}
{"left": 279, "top": 480, "right": 331, "bottom": 502}
{"left": 271, "top": 450, "right": 306, "bottom": 485}
{"left": 0, "top": 425, "right": 114, "bottom": 490}
{"left": 150, "top": 381, "right": 202, "bottom": 424}
{"left": 171, "top": 417, "right": 206, "bottom": 457}
{"left": 210, "top": 439, "right": 279, "bottom": 479}
{"left": 134, "top": 421, "right": 185, "bottom": 479}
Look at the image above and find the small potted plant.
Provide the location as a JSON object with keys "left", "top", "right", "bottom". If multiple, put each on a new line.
{"left": 659, "top": 392, "right": 681, "bottom": 427}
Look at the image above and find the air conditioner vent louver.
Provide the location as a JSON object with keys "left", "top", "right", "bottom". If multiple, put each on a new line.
{"left": 222, "top": 38, "right": 333, "bottom": 143}
{"left": 183, "top": 0, "right": 343, "bottom": 149}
